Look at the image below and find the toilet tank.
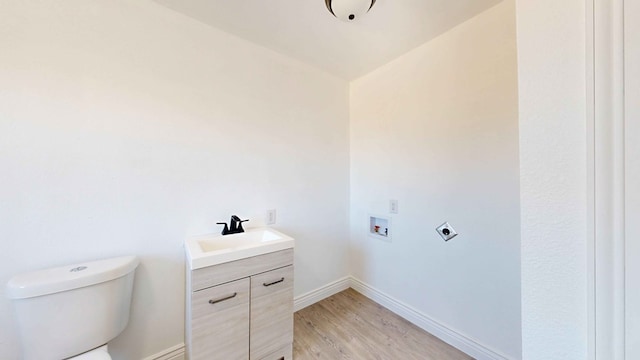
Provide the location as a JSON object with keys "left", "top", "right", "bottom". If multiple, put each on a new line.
{"left": 6, "top": 256, "right": 139, "bottom": 360}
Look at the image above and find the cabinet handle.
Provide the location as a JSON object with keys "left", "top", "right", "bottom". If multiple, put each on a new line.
{"left": 263, "top": 277, "right": 285, "bottom": 287}
{"left": 208, "top": 292, "right": 237, "bottom": 305}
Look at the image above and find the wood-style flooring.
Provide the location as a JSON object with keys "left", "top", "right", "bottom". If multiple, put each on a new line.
{"left": 293, "top": 288, "right": 473, "bottom": 360}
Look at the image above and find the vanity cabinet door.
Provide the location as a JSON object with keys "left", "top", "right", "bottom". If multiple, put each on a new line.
{"left": 250, "top": 266, "right": 294, "bottom": 360}
{"left": 191, "top": 278, "right": 250, "bottom": 360}
{"left": 258, "top": 345, "right": 293, "bottom": 360}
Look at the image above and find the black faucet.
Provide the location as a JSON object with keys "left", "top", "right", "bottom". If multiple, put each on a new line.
{"left": 217, "top": 215, "right": 249, "bottom": 235}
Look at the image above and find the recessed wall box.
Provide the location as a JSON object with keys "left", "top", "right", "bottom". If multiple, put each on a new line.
{"left": 369, "top": 215, "right": 391, "bottom": 241}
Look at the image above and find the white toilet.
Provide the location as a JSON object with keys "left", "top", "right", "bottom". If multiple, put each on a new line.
{"left": 6, "top": 256, "right": 139, "bottom": 360}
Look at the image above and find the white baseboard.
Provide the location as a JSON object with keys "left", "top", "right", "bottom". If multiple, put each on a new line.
{"left": 349, "top": 277, "right": 513, "bottom": 360}
{"left": 141, "top": 343, "right": 185, "bottom": 360}
{"left": 293, "top": 276, "right": 351, "bottom": 312}
{"left": 146, "top": 276, "right": 511, "bottom": 360}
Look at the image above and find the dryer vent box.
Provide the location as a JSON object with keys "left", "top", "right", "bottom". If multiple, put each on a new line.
{"left": 436, "top": 222, "right": 458, "bottom": 241}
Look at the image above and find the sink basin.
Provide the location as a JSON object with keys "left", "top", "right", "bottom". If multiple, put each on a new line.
{"left": 185, "top": 227, "right": 294, "bottom": 269}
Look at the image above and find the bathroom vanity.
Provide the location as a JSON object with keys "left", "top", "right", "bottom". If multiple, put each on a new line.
{"left": 184, "top": 228, "right": 295, "bottom": 360}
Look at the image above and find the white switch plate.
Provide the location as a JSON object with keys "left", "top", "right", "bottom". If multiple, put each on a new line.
{"left": 266, "top": 209, "right": 276, "bottom": 225}
{"left": 390, "top": 199, "right": 398, "bottom": 214}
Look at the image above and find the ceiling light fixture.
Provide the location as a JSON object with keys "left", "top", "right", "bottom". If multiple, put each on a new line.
{"left": 325, "top": 0, "right": 376, "bottom": 21}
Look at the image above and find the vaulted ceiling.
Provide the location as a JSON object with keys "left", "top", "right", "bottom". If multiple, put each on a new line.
{"left": 154, "top": 0, "right": 501, "bottom": 80}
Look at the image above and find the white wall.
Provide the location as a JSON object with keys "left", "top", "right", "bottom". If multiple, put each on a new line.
{"left": 627, "top": 0, "right": 640, "bottom": 356}
{"left": 516, "top": 0, "right": 588, "bottom": 358}
{"left": 0, "top": 1, "right": 350, "bottom": 359}
{"left": 349, "top": 2, "right": 521, "bottom": 359}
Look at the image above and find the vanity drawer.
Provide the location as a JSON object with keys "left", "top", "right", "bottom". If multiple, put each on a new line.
{"left": 258, "top": 344, "right": 293, "bottom": 360}
{"left": 191, "top": 278, "right": 250, "bottom": 360}
{"left": 250, "top": 266, "right": 294, "bottom": 360}
{"left": 192, "top": 249, "right": 293, "bottom": 291}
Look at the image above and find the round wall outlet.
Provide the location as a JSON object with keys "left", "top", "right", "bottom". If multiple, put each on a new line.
{"left": 436, "top": 222, "right": 458, "bottom": 241}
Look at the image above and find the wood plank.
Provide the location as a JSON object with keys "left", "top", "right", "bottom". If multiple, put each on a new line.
{"left": 293, "top": 289, "right": 473, "bottom": 360}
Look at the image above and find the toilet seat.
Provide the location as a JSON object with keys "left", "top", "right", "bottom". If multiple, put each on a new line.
{"left": 68, "top": 345, "right": 111, "bottom": 360}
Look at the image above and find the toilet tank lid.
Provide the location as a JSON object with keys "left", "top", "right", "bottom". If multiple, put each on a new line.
{"left": 6, "top": 256, "right": 139, "bottom": 299}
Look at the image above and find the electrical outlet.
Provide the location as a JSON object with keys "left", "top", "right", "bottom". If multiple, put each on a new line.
{"left": 436, "top": 222, "right": 458, "bottom": 241}
{"left": 390, "top": 199, "right": 398, "bottom": 214}
{"left": 266, "top": 209, "right": 276, "bottom": 225}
